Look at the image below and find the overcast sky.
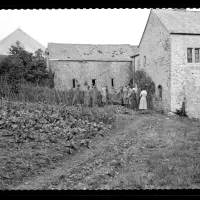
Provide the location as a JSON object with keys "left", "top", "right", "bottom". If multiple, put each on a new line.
{"left": 0, "top": 8, "right": 200, "bottom": 47}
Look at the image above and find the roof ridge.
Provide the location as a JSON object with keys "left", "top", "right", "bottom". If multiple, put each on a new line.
{"left": 0, "top": 29, "right": 18, "bottom": 45}
{"left": 16, "top": 28, "right": 45, "bottom": 49}
{"left": 153, "top": 8, "right": 200, "bottom": 13}
{"left": 152, "top": 8, "right": 200, "bottom": 34}
{"left": 48, "top": 42, "right": 131, "bottom": 46}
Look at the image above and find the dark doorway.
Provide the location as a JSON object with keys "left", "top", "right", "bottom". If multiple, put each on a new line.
{"left": 158, "top": 85, "right": 162, "bottom": 100}
{"left": 111, "top": 78, "right": 114, "bottom": 87}
{"left": 72, "top": 79, "right": 76, "bottom": 88}
{"left": 92, "top": 79, "right": 96, "bottom": 86}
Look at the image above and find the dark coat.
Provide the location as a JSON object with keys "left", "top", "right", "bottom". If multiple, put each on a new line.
{"left": 129, "top": 91, "right": 138, "bottom": 109}
{"left": 72, "top": 88, "right": 81, "bottom": 105}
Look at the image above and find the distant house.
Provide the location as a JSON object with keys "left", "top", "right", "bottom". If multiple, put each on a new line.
{"left": 47, "top": 43, "right": 138, "bottom": 92}
{"left": 138, "top": 8, "right": 200, "bottom": 119}
{"left": 0, "top": 28, "right": 45, "bottom": 55}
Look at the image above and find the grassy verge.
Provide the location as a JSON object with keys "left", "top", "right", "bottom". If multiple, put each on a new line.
{"left": 143, "top": 118, "right": 200, "bottom": 189}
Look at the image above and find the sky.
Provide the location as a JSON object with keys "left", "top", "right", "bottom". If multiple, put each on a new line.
{"left": 0, "top": 8, "right": 200, "bottom": 48}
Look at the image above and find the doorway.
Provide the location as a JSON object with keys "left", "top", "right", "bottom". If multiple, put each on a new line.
{"left": 92, "top": 79, "right": 96, "bottom": 86}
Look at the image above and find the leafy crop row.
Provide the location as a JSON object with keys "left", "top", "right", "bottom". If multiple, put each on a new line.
{"left": 0, "top": 99, "right": 116, "bottom": 189}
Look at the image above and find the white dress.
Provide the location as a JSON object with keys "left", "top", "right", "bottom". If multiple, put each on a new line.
{"left": 139, "top": 90, "right": 147, "bottom": 109}
{"left": 101, "top": 87, "right": 107, "bottom": 103}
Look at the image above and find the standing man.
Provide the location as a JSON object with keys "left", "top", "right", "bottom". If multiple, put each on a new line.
{"left": 84, "top": 85, "right": 91, "bottom": 107}
{"left": 127, "top": 86, "right": 132, "bottom": 108}
{"left": 123, "top": 85, "right": 128, "bottom": 108}
{"left": 129, "top": 87, "right": 138, "bottom": 110}
{"left": 91, "top": 84, "right": 98, "bottom": 107}
{"left": 117, "top": 86, "right": 124, "bottom": 106}
{"left": 72, "top": 84, "right": 81, "bottom": 106}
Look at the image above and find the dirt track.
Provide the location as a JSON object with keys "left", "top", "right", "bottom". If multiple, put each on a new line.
{"left": 13, "top": 110, "right": 200, "bottom": 190}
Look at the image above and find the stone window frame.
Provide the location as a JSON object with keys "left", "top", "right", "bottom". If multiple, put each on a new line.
{"left": 187, "top": 47, "right": 200, "bottom": 64}
{"left": 187, "top": 48, "right": 193, "bottom": 63}
{"left": 195, "top": 48, "right": 200, "bottom": 63}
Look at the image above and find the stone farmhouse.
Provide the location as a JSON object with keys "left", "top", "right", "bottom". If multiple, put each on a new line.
{"left": 1, "top": 10, "right": 200, "bottom": 119}
{"left": 47, "top": 43, "right": 138, "bottom": 92}
{"left": 138, "top": 8, "right": 200, "bottom": 119}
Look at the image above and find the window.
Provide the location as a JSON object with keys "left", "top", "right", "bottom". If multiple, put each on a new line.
{"left": 72, "top": 79, "right": 76, "bottom": 88}
{"left": 111, "top": 78, "right": 114, "bottom": 87}
{"left": 158, "top": 85, "right": 162, "bottom": 100}
{"left": 92, "top": 79, "right": 96, "bottom": 86}
{"left": 195, "top": 48, "right": 200, "bottom": 63}
{"left": 187, "top": 48, "right": 193, "bottom": 63}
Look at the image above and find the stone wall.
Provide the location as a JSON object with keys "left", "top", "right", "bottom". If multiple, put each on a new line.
{"left": 185, "top": 66, "right": 200, "bottom": 119}
{"left": 50, "top": 60, "right": 132, "bottom": 92}
{"left": 171, "top": 34, "right": 200, "bottom": 115}
{"left": 134, "top": 55, "right": 140, "bottom": 71}
{"left": 139, "top": 11, "right": 171, "bottom": 112}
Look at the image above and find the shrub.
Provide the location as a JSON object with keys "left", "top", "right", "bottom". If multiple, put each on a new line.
{"left": 134, "top": 69, "right": 155, "bottom": 96}
{"left": 0, "top": 41, "right": 55, "bottom": 93}
{"left": 134, "top": 69, "right": 156, "bottom": 110}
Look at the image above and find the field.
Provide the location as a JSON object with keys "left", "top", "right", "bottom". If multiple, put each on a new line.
{"left": 1, "top": 99, "right": 200, "bottom": 190}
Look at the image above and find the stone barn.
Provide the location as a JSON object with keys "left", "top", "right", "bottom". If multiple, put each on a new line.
{"left": 138, "top": 8, "right": 200, "bottom": 119}
{"left": 47, "top": 43, "right": 137, "bottom": 92}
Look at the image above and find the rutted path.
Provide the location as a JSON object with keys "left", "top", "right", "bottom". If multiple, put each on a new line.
{"left": 13, "top": 110, "right": 200, "bottom": 190}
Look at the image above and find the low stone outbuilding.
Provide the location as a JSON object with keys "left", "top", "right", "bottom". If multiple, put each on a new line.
{"left": 138, "top": 8, "right": 200, "bottom": 119}
{"left": 47, "top": 43, "right": 138, "bottom": 92}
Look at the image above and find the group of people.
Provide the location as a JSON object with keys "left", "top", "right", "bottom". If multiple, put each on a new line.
{"left": 117, "top": 85, "right": 147, "bottom": 111}
{"left": 72, "top": 84, "right": 102, "bottom": 107}
{"left": 72, "top": 83, "right": 148, "bottom": 111}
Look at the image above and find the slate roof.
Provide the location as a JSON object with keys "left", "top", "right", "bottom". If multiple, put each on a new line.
{"left": 0, "top": 28, "right": 46, "bottom": 55}
{"left": 153, "top": 9, "right": 200, "bottom": 34}
{"left": 48, "top": 43, "right": 137, "bottom": 61}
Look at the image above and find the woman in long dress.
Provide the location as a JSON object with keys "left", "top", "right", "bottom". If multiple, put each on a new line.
{"left": 123, "top": 85, "right": 128, "bottom": 108}
{"left": 117, "top": 86, "right": 124, "bottom": 106}
{"left": 72, "top": 84, "right": 81, "bottom": 106}
{"left": 84, "top": 85, "right": 91, "bottom": 107}
{"left": 101, "top": 86, "right": 107, "bottom": 106}
{"left": 91, "top": 85, "right": 98, "bottom": 107}
{"left": 139, "top": 89, "right": 147, "bottom": 112}
{"left": 129, "top": 88, "right": 138, "bottom": 110}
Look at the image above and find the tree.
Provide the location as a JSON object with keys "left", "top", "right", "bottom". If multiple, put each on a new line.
{"left": 134, "top": 69, "right": 155, "bottom": 109}
{"left": 134, "top": 69, "right": 155, "bottom": 96}
{"left": 0, "top": 41, "right": 55, "bottom": 93}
